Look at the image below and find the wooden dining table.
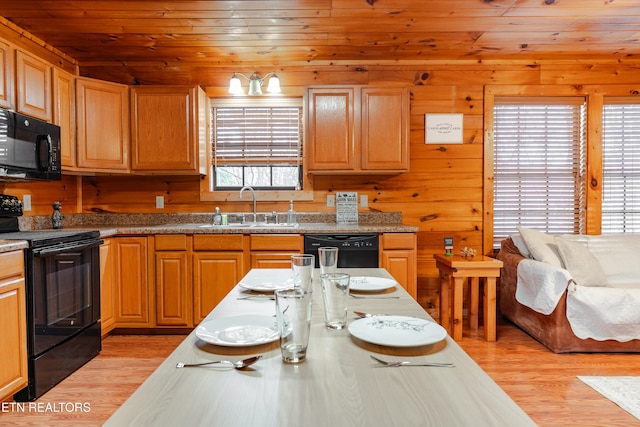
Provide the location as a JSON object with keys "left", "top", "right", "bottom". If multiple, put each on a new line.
{"left": 104, "top": 268, "right": 535, "bottom": 427}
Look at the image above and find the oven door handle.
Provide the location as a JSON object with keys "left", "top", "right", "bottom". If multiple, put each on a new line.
{"left": 32, "top": 238, "right": 104, "bottom": 257}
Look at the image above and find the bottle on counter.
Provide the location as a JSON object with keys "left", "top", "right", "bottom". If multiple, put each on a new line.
{"left": 213, "top": 207, "right": 222, "bottom": 225}
{"left": 287, "top": 200, "right": 297, "bottom": 225}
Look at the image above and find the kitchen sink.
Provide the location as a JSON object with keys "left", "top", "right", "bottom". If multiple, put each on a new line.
{"left": 197, "top": 223, "right": 299, "bottom": 229}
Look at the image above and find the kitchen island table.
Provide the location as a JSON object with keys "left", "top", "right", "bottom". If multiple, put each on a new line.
{"left": 104, "top": 268, "right": 535, "bottom": 427}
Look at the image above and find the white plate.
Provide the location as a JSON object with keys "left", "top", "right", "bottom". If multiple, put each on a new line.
{"left": 238, "top": 268, "right": 293, "bottom": 292}
{"left": 349, "top": 276, "right": 398, "bottom": 292}
{"left": 348, "top": 315, "right": 447, "bottom": 347}
{"left": 195, "top": 315, "right": 279, "bottom": 347}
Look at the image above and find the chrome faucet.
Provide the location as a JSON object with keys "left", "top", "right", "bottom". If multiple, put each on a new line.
{"left": 239, "top": 186, "right": 257, "bottom": 223}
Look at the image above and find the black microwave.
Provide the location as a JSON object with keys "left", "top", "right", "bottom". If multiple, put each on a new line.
{"left": 0, "top": 108, "right": 61, "bottom": 181}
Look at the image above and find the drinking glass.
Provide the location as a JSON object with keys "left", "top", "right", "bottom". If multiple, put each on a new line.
{"left": 275, "top": 288, "right": 313, "bottom": 363}
{"left": 291, "top": 254, "right": 314, "bottom": 292}
{"left": 318, "top": 247, "right": 338, "bottom": 275}
{"left": 320, "top": 272, "right": 350, "bottom": 329}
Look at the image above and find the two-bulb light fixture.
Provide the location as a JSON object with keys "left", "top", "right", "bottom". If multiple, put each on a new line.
{"left": 228, "top": 72, "right": 281, "bottom": 95}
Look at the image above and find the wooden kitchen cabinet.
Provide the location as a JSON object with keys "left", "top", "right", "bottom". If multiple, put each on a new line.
{"left": 192, "top": 235, "right": 246, "bottom": 324}
{"left": 16, "top": 49, "right": 52, "bottom": 121}
{"left": 0, "top": 250, "right": 28, "bottom": 401}
{"left": 380, "top": 233, "right": 417, "bottom": 299}
{"left": 306, "top": 85, "right": 409, "bottom": 174}
{"left": 250, "top": 234, "right": 301, "bottom": 268}
{"left": 113, "top": 236, "right": 151, "bottom": 327}
{"left": 131, "top": 86, "right": 208, "bottom": 174}
{"left": 100, "top": 238, "right": 117, "bottom": 336}
{"left": 154, "top": 234, "right": 192, "bottom": 327}
{"left": 0, "top": 39, "right": 14, "bottom": 109}
{"left": 76, "top": 76, "right": 130, "bottom": 172}
{"left": 53, "top": 67, "right": 77, "bottom": 170}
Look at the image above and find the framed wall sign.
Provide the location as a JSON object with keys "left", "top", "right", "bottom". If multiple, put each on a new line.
{"left": 425, "top": 113, "right": 463, "bottom": 144}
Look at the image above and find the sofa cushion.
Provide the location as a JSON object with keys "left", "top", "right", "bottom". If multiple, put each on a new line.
{"left": 555, "top": 237, "right": 608, "bottom": 287}
{"left": 517, "top": 226, "right": 563, "bottom": 268}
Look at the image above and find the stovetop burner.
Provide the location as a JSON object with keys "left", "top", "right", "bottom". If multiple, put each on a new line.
{"left": 0, "top": 229, "right": 101, "bottom": 248}
{"left": 0, "top": 217, "right": 99, "bottom": 248}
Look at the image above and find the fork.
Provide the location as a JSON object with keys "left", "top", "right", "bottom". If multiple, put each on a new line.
{"left": 370, "top": 355, "right": 455, "bottom": 368}
{"left": 349, "top": 293, "right": 399, "bottom": 299}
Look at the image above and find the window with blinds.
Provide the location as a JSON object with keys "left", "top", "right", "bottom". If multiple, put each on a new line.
{"left": 492, "top": 98, "right": 587, "bottom": 248}
{"left": 602, "top": 101, "right": 640, "bottom": 233}
{"left": 211, "top": 98, "right": 303, "bottom": 190}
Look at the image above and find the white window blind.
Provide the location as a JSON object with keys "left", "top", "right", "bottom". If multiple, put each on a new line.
{"left": 211, "top": 98, "right": 302, "bottom": 190}
{"left": 602, "top": 102, "right": 640, "bottom": 233}
{"left": 492, "top": 98, "right": 586, "bottom": 248}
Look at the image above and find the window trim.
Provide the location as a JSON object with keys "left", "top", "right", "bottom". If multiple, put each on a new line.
{"left": 200, "top": 96, "right": 313, "bottom": 202}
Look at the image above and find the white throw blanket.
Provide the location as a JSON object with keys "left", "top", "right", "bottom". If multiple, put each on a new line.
{"left": 516, "top": 259, "right": 572, "bottom": 315}
{"left": 517, "top": 260, "right": 640, "bottom": 341}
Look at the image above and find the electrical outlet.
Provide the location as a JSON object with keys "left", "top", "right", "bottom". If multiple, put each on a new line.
{"left": 23, "top": 195, "right": 32, "bottom": 211}
{"left": 360, "top": 194, "right": 368, "bottom": 208}
{"left": 156, "top": 196, "right": 165, "bottom": 209}
{"left": 327, "top": 194, "right": 335, "bottom": 207}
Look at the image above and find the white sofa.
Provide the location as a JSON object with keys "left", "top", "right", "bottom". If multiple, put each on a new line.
{"left": 497, "top": 228, "right": 640, "bottom": 353}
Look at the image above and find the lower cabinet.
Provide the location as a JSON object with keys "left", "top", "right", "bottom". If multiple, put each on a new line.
{"left": 250, "top": 234, "right": 302, "bottom": 268}
{"left": 0, "top": 250, "right": 28, "bottom": 401}
{"left": 154, "top": 234, "right": 192, "bottom": 327}
{"left": 192, "top": 235, "right": 246, "bottom": 324}
{"left": 100, "top": 238, "right": 116, "bottom": 336}
{"left": 380, "top": 233, "right": 417, "bottom": 299}
{"left": 113, "top": 236, "right": 151, "bottom": 327}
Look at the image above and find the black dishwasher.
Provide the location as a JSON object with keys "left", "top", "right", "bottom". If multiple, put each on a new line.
{"left": 304, "top": 234, "right": 379, "bottom": 268}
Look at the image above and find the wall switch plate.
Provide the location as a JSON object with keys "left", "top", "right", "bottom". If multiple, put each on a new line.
{"left": 23, "top": 194, "right": 32, "bottom": 211}
{"left": 327, "top": 194, "right": 335, "bottom": 207}
{"left": 156, "top": 196, "right": 165, "bottom": 209}
{"left": 360, "top": 194, "right": 368, "bottom": 208}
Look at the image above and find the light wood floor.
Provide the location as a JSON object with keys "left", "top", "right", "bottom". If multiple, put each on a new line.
{"left": 1, "top": 320, "right": 639, "bottom": 426}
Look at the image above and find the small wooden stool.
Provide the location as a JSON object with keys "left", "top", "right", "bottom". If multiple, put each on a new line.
{"left": 434, "top": 254, "right": 503, "bottom": 342}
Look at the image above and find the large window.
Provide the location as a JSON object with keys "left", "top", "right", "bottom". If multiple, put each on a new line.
{"left": 602, "top": 101, "right": 640, "bottom": 233}
{"left": 492, "top": 97, "right": 587, "bottom": 248}
{"left": 211, "top": 98, "right": 303, "bottom": 191}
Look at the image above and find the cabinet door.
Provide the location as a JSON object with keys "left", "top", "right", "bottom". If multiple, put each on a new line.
{"left": 306, "top": 87, "right": 356, "bottom": 171}
{"left": 192, "top": 252, "right": 244, "bottom": 324}
{"left": 131, "top": 86, "right": 202, "bottom": 173}
{"left": 0, "top": 251, "right": 27, "bottom": 401}
{"left": 76, "top": 77, "right": 130, "bottom": 171}
{"left": 53, "top": 68, "right": 77, "bottom": 169}
{"left": 381, "top": 233, "right": 417, "bottom": 298}
{"left": 156, "top": 250, "right": 192, "bottom": 327}
{"left": 16, "top": 50, "right": 52, "bottom": 121}
{"left": 381, "top": 250, "right": 417, "bottom": 298}
{"left": 114, "top": 237, "right": 150, "bottom": 326}
{"left": 0, "top": 40, "right": 14, "bottom": 109}
{"left": 99, "top": 238, "right": 116, "bottom": 335}
{"left": 361, "top": 87, "right": 409, "bottom": 172}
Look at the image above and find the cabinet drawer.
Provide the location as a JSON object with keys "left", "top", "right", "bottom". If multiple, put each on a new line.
{"left": 155, "top": 234, "right": 188, "bottom": 251}
{"left": 193, "top": 234, "right": 245, "bottom": 251}
{"left": 0, "top": 251, "right": 24, "bottom": 281}
{"left": 250, "top": 234, "right": 301, "bottom": 251}
{"left": 381, "top": 233, "right": 416, "bottom": 250}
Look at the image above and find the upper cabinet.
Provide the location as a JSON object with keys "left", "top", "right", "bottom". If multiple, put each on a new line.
{"left": 130, "top": 86, "right": 208, "bottom": 174}
{"left": 76, "top": 77, "right": 130, "bottom": 172}
{"left": 53, "top": 68, "right": 76, "bottom": 169}
{"left": 16, "top": 50, "right": 52, "bottom": 122}
{"left": 0, "top": 40, "right": 14, "bottom": 110}
{"left": 306, "top": 85, "right": 409, "bottom": 174}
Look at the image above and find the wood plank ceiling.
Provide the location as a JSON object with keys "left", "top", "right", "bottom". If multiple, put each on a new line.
{"left": 1, "top": 0, "right": 639, "bottom": 85}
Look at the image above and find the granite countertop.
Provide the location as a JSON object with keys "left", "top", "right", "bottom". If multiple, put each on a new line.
{"left": 94, "top": 221, "right": 417, "bottom": 237}
{"left": 0, "top": 239, "right": 28, "bottom": 254}
{"left": 0, "top": 212, "right": 418, "bottom": 250}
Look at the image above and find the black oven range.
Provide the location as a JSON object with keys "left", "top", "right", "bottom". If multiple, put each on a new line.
{"left": 0, "top": 214, "right": 103, "bottom": 401}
